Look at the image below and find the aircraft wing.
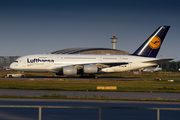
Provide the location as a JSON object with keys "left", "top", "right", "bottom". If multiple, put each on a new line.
{"left": 142, "top": 58, "right": 174, "bottom": 64}
{"left": 92, "top": 62, "right": 129, "bottom": 68}
{"left": 52, "top": 62, "right": 129, "bottom": 72}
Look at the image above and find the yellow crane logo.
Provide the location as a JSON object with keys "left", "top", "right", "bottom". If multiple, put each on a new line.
{"left": 148, "top": 36, "right": 161, "bottom": 49}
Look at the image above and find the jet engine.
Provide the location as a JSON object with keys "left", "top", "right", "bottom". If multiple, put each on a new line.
{"left": 56, "top": 65, "right": 98, "bottom": 75}
{"left": 56, "top": 67, "right": 77, "bottom": 75}
{"left": 83, "top": 65, "right": 98, "bottom": 73}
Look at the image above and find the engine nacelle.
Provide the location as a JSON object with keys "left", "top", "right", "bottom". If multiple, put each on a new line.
{"left": 83, "top": 65, "right": 98, "bottom": 73}
{"left": 56, "top": 67, "right": 77, "bottom": 75}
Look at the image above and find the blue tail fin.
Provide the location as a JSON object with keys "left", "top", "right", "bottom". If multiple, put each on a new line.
{"left": 132, "top": 26, "right": 170, "bottom": 58}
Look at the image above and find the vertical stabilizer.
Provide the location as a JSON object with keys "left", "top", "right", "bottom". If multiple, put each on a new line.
{"left": 132, "top": 26, "right": 170, "bottom": 57}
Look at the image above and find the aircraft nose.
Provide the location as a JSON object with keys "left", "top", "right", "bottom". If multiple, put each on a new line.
{"left": 9, "top": 62, "right": 16, "bottom": 70}
{"left": 9, "top": 63, "right": 14, "bottom": 70}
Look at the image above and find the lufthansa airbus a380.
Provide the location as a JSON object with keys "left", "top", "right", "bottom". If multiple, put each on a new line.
{"left": 10, "top": 26, "right": 173, "bottom": 77}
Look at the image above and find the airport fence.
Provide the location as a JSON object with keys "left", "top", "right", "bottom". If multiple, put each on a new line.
{"left": 0, "top": 105, "right": 180, "bottom": 120}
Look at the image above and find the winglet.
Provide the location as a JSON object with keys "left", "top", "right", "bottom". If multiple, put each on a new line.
{"left": 132, "top": 26, "right": 170, "bottom": 58}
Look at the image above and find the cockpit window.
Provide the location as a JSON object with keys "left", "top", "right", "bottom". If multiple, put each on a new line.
{"left": 14, "top": 61, "right": 18, "bottom": 63}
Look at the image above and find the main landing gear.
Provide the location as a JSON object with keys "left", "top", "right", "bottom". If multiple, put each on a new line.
{"left": 79, "top": 74, "right": 97, "bottom": 78}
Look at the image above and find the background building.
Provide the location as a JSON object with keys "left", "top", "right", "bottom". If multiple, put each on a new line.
{"left": 49, "top": 48, "right": 130, "bottom": 55}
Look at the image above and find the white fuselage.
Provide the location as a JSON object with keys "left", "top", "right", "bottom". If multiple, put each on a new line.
{"left": 10, "top": 54, "right": 158, "bottom": 73}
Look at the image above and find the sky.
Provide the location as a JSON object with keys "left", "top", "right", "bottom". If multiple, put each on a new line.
{"left": 0, "top": 0, "right": 180, "bottom": 61}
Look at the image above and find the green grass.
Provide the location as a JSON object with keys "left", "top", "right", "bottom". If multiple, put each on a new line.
{"left": 1, "top": 70, "right": 180, "bottom": 93}
{"left": 1, "top": 71, "right": 180, "bottom": 101}
{"left": 0, "top": 79, "right": 180, "bottom": 92}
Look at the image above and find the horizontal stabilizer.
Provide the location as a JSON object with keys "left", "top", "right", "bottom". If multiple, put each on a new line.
{"left": 142, "top": 58, "right": 174, "bottom": 64}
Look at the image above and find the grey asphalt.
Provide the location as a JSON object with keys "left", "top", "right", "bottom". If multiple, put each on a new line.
{"left": 0, "top": 89, "right": 180, "bottom": 100}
